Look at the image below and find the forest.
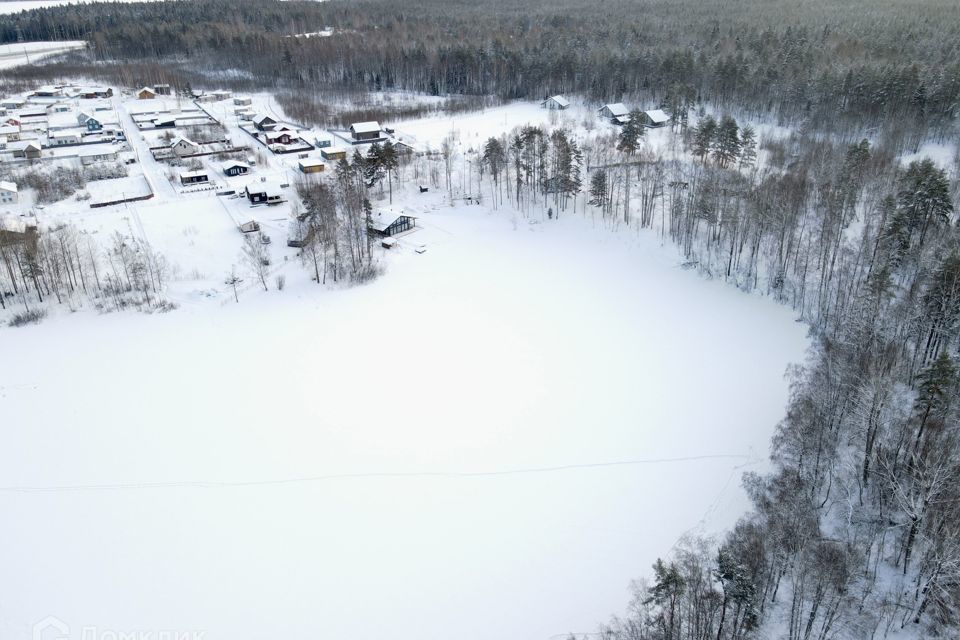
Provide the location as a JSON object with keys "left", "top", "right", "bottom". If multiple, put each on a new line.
{"left": 1, "top": 0, "right": 958, "bottom": 637}
{"left": 1, "top": 0, "right": 960, "bottom": 139}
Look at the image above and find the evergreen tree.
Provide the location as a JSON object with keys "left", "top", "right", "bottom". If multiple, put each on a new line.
{"left": 692, "top": 115, "right": 717, "bottom": 162}
{"left": 738, "top": 124, "right": 757, "bottom": 169}
{"left": 712, "top": 114, "right": 741, "bottom": 167}
{"left": 616, "top": 109, "right": 645, "bottom": 156}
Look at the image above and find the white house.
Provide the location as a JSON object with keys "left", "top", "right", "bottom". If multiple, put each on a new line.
{"left": 0, "top": 181, "right": 18, "bottom": 204}
{"left": 541, "top": 95, "right": 570, "bottom": 110}
{"left": 641, "top": 109, "right": 671, "bottom": 128}
{"left": 47, "top": 129, "right": 81, "bottom": 145}
{"left": 349, "top": 121, "right": 382, "bottom": 141}
{"left": 171, "top": 136, "right": 200, "bottom": 156}
{"left": 599, "top": 103, "right": 630, "bottom": 123}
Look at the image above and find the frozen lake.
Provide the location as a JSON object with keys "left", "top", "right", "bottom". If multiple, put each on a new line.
{"left": 0, "top": 208, "right": 808, "bottom": 640}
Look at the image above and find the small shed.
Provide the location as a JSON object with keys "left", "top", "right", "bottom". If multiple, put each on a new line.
{"left": 220, "top": 160, "right": 250, "bottom": 177}
{"left": 233, "top": 97, "right": 253, "bottom": 107}
{"left": 541, "top": 95, "right": 570, "bottom": 110}
{"left": 213, "top": 90, "right": 232, "bottom": 100}
{"left": 179, "top": 170, "right": 209, "bottom": 185}
{"left": 11, "top": 141, "right": 41, "bottom": 159}
{"left": 321, "top": 147, "right": 347, "bottom": 161}
{"left": 137, "top": 87, "right": 156, "bottom": 100}
{"left": 153, "top": 84, "right": 172, "bottom": 96}
{"left": 239, "top": 220, "right": 260, "bottom": 233}
{"left": 80, "top": 150, "right": 119, "bottom": 165}
{"left": 369, "top": 211, "right": 417, "bottom": 237}
{"left": 298, "top": 158, "right": 325, "bottom": 174}
{"left": 349, "top": 121, "right": 382, "bottom": 142}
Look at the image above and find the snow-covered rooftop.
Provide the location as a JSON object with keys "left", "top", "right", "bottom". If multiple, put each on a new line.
{"left": 350, "top": 121, "right": 381, "bottom": 134}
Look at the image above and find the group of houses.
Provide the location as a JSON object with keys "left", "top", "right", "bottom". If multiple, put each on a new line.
{"left": 540, "top": 95, "right": 671, "bottom": 128}
{"left": 0, "top": 84, "right": 128, "bottom": 166}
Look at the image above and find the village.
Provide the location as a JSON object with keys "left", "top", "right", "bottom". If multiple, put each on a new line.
{"left": 0, "top": 83, "right": 679, "bottom": 305}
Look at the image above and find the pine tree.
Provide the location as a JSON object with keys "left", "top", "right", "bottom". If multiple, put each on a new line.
{"left": 738, "top": 125, "right": 757, "bottom": 169}
{"left": 692, "top": 115, "right": 716, "bottom": 162}
{"left": 589, "top": 171, "right": 608, "bottom": 211}
{"left": 712, "top": 114, "right": 740, "bottom": 167}
{"left": 896, "top": 158, "right": 954, "bottom": 249}
{"left": 616, "top": 109, "right": 645, "bottom": 156}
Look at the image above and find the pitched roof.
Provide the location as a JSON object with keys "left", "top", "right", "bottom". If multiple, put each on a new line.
{"left": 350, "top": 121, "right": 381, "bottom": 134}
{"left": 644, "top": 109, "right": 670, "bottom": 124}
{"left": 0, "top": 181, "right": 17, "bottom": 193}
{"left": 220, "top": 160, "right": 250, "bottom": 171}
{"left": 171, "top": 136, "right": 198, "bottom": 147}
{"left": 544, "top": 95, "right": 570, "bottom": 107}
{"left": 602, "top": 103, "right": 629, "bottom": 117}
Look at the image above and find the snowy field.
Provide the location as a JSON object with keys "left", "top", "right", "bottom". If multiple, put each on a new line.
{"left": 0, "top": 40, "right": 85, "bottom": 68}
{"left": 0, "top": 204, "right": 808, "bottom": 640}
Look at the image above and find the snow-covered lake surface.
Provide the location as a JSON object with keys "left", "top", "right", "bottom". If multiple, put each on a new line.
{"left": 0, "top": 209, "right": 807, "bottom": 640}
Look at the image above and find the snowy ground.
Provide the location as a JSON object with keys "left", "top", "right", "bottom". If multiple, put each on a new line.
{"left": 0, "top": 198, "right": 808, "bottom": 640}
{"left": 0, "top": 40, "right": 85, "bottom": 68}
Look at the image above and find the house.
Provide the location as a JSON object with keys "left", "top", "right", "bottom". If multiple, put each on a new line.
{"left": 1, "top": 97, "right": 25, "bottom": 109}
{"left": 298, "top": 158, "right": 325, "bottom": 174}
{"left": 48, "top": 129, "right": 81, "bottom": 145}
{"left": 236, "top": 109, "right": 256, "bottom": 120}
{"left": 541, "top": 95, "right": 570, "bottom": 110}
{"left": 213, "top": 90, "right": 232, "bottom": 100}
{"left": 153, "top": 84, "right": 171, "bottom": 96}
{"left": 0, "top": 181, "right": 18, "bottom": 204}
{"left": 245, "top": 180, "right": 284, "bottom": 205}
{"left": 137, "top": 87, "right": 156, "bottom": 100}
{"left": 349, "top": 121, "right": 382, "bottom": 142}
{"left": 321, "top": 147, "right": 348, "bottom": 161}
{"left": 233, "top": 96, "right": 253, "bottom": 107}
{"left": 11, "top": 141, "right": 41, "bottom": 159}
{"left": 0, "top": 123, "right": 21, "bottom": 141}
{"left": 220, "top": 160, "right": 250, "bottom": 177}
{"left": 152, "top": 115, "right": 177, "bottom": 128}
{"left": 599, "top": 103, "right": 630, "bottom": 123}
{"left": 314, "top": 134, "right": 333, "bottom": 149}
{"left": 78, "top": 112, "right": 103, "bottom": 131}
{"left": 179, "top": 170, "right": 209, "bottom": 185}
{"left": 171, "top": 136, "right": 200, "bottom": 156}
{"left": 75, "top": 86, "right": 113, "bottom": 99}
{"left": 0, "top": 223, "right": 37, "bottom": 250}
{"left": 46, "top": 102, "right": 70, "bottom": 114}
{"left": 369, "top": 211, "right": 417, "bottom": 236}
{"left": 640, "top": 109, "right": 671, "bottom": 128}
{"left": 80, "top": 150, "right": 119, "bottom": 165}
{"left": 264, "top": 130, "right": 296, "bottom": 145}
{"left": 33, "top": 85, "right": 62, "bottom": 98}
{"left": 252, "top": 114, "right": 277, "bottom": 131}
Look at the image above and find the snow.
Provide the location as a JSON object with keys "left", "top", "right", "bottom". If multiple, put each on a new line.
{"left": 0, "top": 199, "right": 808, "bottom": 640}
{"left": 0, "top": 40, "right": 85, "bottom": 68}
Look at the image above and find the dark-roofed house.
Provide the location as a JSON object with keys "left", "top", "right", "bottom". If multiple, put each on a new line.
{"left": 369, "top": 211, "right": 417, "bottom": 237}
{"left": 221, "top": 160, "right": 251, "bottom": 177}
{"left": 349, "top": 121, "right": 382, "bottom": 142}
{"left": 252, "top": 114, "right": 277, "bottom": 131}
{"left": 179, "top": 170, "right": 209, "bottom": 185}
{"left": 245, "top": 180, "right": 284, "bottom": 205}
{"left": 541, "top": 95, "right": 570, "bottom": 110}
